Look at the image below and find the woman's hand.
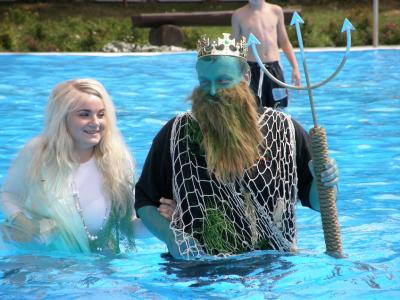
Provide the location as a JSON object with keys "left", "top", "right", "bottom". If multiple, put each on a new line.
{"left": 37, "top": 218, "right": 58, "bottom": 245}
{"left": 5, "top": 213, "right": 57, "bottom": 244}
{"left": 158, "top": 197, "right": 177, "bottom": 222}
{"left": 8, "top": 213, "right": 41, "bottom": 242}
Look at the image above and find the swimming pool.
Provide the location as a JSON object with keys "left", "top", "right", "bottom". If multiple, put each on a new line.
{"left": 0, "top": 49, "right": 399, "bottom": 299}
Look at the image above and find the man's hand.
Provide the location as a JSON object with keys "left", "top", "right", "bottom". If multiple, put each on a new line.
{"left": 308, "top": 158, "right": 339, "bottom": 211}
{"left": 292, "top": 67, "right": 301, "bottom": 87}
{"left": 308, "top": 158, "right": 339, "bottom": 190}
{"left": 158, "top": 197, "right": 177, "bottom": 221}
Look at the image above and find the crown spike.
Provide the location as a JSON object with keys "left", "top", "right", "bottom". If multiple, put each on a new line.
{"left": 197, "top": 33, "right": 248, "bottom": 59}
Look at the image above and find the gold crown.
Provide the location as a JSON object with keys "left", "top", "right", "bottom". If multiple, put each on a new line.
{"left": 197, "top": 33, "right": 248, "bottom": 59}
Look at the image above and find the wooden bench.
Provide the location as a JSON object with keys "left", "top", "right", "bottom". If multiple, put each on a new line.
{"left": 131, "top": 9, "right": 299, "bottom": 46}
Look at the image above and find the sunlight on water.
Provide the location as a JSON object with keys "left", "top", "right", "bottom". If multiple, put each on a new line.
{"left": 0, "top": 50, "right": 399, "bottom": 299}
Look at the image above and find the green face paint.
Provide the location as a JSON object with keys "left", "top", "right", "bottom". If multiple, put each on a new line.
{"left": 196, "top": 56, "right": 243, "bottom": 96}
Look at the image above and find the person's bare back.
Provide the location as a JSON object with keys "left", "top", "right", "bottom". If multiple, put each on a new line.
{"left": 232, "top": 1, "right": 284, "bottom": 62}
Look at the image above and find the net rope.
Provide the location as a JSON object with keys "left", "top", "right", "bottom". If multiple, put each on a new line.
{"left": 170, "top": 108, "right": 299, "bottom": 258}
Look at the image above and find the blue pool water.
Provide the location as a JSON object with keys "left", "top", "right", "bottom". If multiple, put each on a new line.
{"left": 0, "top": 50, "right": 399, "bottom": 299}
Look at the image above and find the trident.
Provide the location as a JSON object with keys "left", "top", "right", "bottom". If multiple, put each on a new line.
{"left": 247, "top": 12, "right": 355, "bottom": 257}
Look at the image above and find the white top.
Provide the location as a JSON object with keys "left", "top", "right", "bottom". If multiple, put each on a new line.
{"left": 73, "top": 156, "right": 111, "bottom": 234}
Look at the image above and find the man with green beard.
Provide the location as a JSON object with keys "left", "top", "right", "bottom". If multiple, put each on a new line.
{"left": 135, "top": 34, "right": 339, "bottom": 259}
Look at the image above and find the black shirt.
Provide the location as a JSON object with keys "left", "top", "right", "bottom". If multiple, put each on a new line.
{"left": 135, "top": 112, "right": 313, "bottom": 214}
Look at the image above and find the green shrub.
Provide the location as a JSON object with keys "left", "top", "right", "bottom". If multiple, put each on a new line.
{"left": 0, "top": 3, "right": 399, "bottom": 52}
{"left": 182, "top": 27, "right": 203, "bottom": 49}
{"left": 381, "top": 22, "right": 400, "bottom": 45}
{"left": 4, "top": 7, "right": 35, "bottom": 25}
{"left": 286, "top": 19, "right": 334, "bottom": 48}
{"left": 0, "top": 29, "right": 17, "bottom": 51}
{"left": 181, "top": 26, "right": 230, "bottom": 50}
{"left": 350, "top": 12, "right": 373, "bottom": 46}
{"left": 0, "top": 7, "right": 143, "bottom": 52}
{"left": 130, "top": 27, "right": 149, "bottom": 45}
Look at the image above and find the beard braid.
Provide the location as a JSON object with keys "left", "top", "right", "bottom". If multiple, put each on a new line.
{"left": 190, "top": 81, "right": 263, "bottom": 182}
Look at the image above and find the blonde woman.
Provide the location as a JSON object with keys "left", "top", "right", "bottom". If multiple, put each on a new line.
{"left": 0, "top": 78, "right": 140, "bottom": 254}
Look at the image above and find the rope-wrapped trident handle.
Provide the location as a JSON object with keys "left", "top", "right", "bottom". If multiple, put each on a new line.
{"left": 248, "top": 13, "right": 355, "bottom": 257}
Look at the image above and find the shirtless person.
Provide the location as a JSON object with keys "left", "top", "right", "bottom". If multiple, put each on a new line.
{"left": 232, "top": 0, "right": 301, "bottom": 108}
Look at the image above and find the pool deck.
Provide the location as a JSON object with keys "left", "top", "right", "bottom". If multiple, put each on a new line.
{"left": 0, "top": 45, "right": 399, "bottom": 56}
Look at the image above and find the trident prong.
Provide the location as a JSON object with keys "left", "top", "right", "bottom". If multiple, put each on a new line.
{"left": 247, "top": 13, "right": 355, "bottom": 258}
{"left": 247, "top": 16, "right": 355, "bottom": 126}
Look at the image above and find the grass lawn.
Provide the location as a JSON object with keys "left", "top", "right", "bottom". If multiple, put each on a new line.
{"left": 0, "top": 1, "right": 399, "bottom": 51}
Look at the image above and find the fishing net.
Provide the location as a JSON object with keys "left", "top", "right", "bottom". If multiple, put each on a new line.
{"left": 170, "top": 109, "right": 299, "bottom": 258}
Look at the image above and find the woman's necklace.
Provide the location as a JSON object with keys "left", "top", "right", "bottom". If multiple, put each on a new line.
{"left": 72, "top": 182, "right": 108, "bottom": 242}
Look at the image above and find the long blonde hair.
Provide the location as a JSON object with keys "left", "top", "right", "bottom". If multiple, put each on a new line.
{"left": 29, "top": 79, "right": 135, "bottom": 220}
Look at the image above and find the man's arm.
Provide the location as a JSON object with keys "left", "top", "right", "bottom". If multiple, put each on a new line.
{"left": 134, "top": 118, "right": 178, "bottom": 249}
{"left": 134, "top": 117, "right": 205, "bottom": 259}
{"left": 276, "top": 6, "right": 301, "bottom": 86}
{"left": 231, "top": 11, "right": 242, "bottom": 41}
{"left": 137, "top": 205, "right": 205, "bottom": 259}
{"left": 132, "top": 197, "right": 176, "bottom": 239}
{"left": 137, "top": 206, "right": 182, "bottom": 257}
{"left": 292, "top": 118, "right": 339, "bottom": 211}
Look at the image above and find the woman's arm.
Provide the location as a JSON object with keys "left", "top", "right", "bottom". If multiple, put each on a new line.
{"left": 0, "top": 138, "right": 53, "bottom": 242}
{"left": 0, "top": 139, "right": 38, "bottom": 221}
